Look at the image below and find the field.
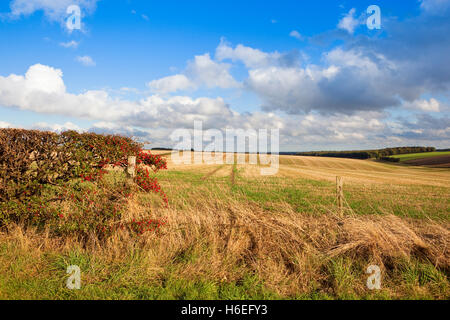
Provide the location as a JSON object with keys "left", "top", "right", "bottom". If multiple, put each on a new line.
{"left": 0, "top": 152, "right": 449, "bottom": 300}
{"left": 390, "top": 151, "right": 450, "bottom": 162}
{"left": 385, "top": 151, "right": 450, "bottom": 168}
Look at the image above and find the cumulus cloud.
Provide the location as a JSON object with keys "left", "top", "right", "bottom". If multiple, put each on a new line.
{"left": 186, "top": 53, "right": 240, "bottom": 89}
{"left": 76, "top": 55, "right": 95, "bottom": 66}
{"left": 280, "top": 110, "right": 450, "bottom": 150}
{"left": 230, "top": 3, "right": 450, "bottom": 117}
{"left": 149, "top": 53, "right": 240, "bottom": 94}
{"left": 216, "top": 39, "right": 281, "bottom": 69}
{"left": 280, "top": 111, "right": 384, "bottom": 148}
{"left": 245, "top": 47, "right": 401, "bottom": 115}
{"left": 0, "top": 64, "right": 242, "bottom": 130}
{"left": 0, "top": 62, "right": 447, "bottom": 149}
{"left": 2, "top": 46, "right": 448, "bottom": 148}
{"left": 0, "top": 64, "right": 67, "bottom": 96}
{"left": 148, "top": 74, "right": 194, "bottom": 94}
{"left": 0, "top": 63, "right": 289, "bottom": 149}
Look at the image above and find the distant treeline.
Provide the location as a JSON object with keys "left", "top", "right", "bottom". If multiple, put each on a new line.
{"left": 296, "top": 147, "right": 436, "bottom": 160}
{"left": 379, "top": 156, "right": 400, "bottom": 163}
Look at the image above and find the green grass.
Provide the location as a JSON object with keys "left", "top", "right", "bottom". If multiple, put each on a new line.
{"left": 155, "top": 167, "right": 450, "bottom": 220}
{"left": 2, "top": 242, "right": 446, "bottom": 300}
{"left": 391, "top": 151, "right": 450, "bottom": 162}
{"left": 232, "top": 176, "right": 334, "bottom": 215}
{"left": 0, "top": 241, "right": 283, "bottom": 300}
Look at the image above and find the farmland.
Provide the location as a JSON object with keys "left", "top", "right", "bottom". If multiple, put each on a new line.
{"left": 390, "top": 151, "right": 450, "bottom": 162}
{"left": 0, "top": 151, "right": 448, "bottom": 300}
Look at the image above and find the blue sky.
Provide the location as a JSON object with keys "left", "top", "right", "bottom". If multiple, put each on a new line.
{"left": 0, "top": 0, "right": 449, "bottom": 151}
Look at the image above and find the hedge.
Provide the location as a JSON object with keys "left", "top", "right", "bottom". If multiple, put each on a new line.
{"left": 0, "top": 128, "right": 168, "bottom": 231}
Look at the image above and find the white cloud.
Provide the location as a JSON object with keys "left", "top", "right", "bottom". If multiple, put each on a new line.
{"left": 11, "top": 63, "right": 67, "bottom": 94}
{"left": 244, "top": 46, "right": 405, "bottom": 114}
{"left": 215, "top": 39, "right": 281, "bottom": 69}
{"left": 5, "top": 0, "right": 99, "bottom": 30}
{"left": 32, "top": 121, "right": 83, "bottom": 132}
{"left": 59, "top": 40, "right": 79, "bottom": 48}
{"left": 0, "top": 121, "right": 12, "bottom": 128}
{"left": 325, "top": 48, "right": 382, "bottom": 75}
{"left": 289, "top": 30, "right": 303, "bottom": 40}
{"left": 402, "top": 98, "right": 441, "bottom": 112}
{"left": 0, "top": 64, "right": 237, "bottom": 129}
{"left": 141, "top": 14, "right": 149, "bottom": 21}
{"left": 0, "top": 64, "right": 288, "bottom": 149}
{"left": 76, "top": 55, "right": 95, "bottom": 66}
{"left": 282, "top": 112, "right": 385, "bottom": 145}
{"left": 149, "top": 53, "right": 240, "bottom": 94}
{"left": 148, "top": 74, "right": 194, "bottom": 94}
{"left": 186, "top": 53, "right": 240, "bottom": 89}
{"left": 337, "top": 8, "right": 360, "bottom": 34}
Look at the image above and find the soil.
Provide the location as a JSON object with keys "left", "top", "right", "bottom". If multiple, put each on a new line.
{"left": 404, "top": 155, "right": 450, "bottom": 168}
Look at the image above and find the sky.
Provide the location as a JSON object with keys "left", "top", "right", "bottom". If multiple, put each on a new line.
{"left": 0, "top": 0, "right": 449, "bottom": 151}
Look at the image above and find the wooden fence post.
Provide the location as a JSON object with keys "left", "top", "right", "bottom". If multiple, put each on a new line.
{"left": 127, "top": 156, "right": 136, "bottom": 178}
{"left": 336, "top": 176, "right": 344, "bottom": 212}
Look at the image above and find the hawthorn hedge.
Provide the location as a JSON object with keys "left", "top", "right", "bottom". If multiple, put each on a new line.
{"left": 0, "top": 129, "right": 143, "bottom": 202}
{"left": 0, "top": 129, "right": 168, "bottom": 230}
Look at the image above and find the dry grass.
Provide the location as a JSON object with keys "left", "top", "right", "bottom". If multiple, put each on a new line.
{"left": 1, "top": 184, "right": 449, "bottom": 298}
{"left": 0, "top": 152, "right": 448, "bottom": 299}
